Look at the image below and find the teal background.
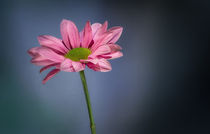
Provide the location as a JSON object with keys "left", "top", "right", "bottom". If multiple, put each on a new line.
{"left": 0, "top": 0, "right": 209, "bottom": 134}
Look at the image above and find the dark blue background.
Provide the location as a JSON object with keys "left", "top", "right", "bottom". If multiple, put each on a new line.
{"left": 0, "top": 0, "right": 209, "bottom": 134}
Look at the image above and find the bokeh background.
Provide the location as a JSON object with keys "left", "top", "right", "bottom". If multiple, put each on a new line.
{"left": 0, "top": 0, "right": 210, "bottom": 134}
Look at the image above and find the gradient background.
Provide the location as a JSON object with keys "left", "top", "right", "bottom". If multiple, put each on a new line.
{"left": 0, "top": 0, "right": 210, "bottom": 134}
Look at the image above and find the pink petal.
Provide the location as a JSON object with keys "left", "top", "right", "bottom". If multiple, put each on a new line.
{"left": 37, "top": 35, "right": 68, "bottom": 54}
{"left": 90, "top": 31, "right": 113, "bottom": 52}
{"left": 60, "top": 59, "right": 85, "bottom": 72}
{"left": 90, "top": 45, "right": 111, "bottom": 57}
{"left": 98, "top": 44, "right": 123, "bottom": 59}
{"left": 79, "top": 30, "right": 84, "bottom": 42}
{"left": 31, "top": 54, "right": 49, "bottom": 61}
{"left": 42, "top": 69, "right": 60, "bottom": 84}
{"left": 87, "top": 58, "right": 112, "bottom": 72}
{"left": 31, "top": 55, "right": 55, "bottom": 66}
{"left": 60, "top": 19, "right": 80, "bottom": 49}
{"left": 28, "top": 47, "right": 40, "bottom": 57}
{"left": 107, "top": 27, "right": 123, "bottom": 43}
{"left": 60, "top": 59, "right": 75, "bottom": 72}
{"left": 31, "top": 60, "right": 55, "bottom": 66}
{"left": 102, "top": 51, "right": 123, "bottom": 60}
{"left": 40, "top": 63, "right": 60, "bottom": 73}
{"left": 91, "top": 23, "right": 102, "bottom": 37}
{"left": 71, "top": 61, "right": 85, "bottom": 72}
{"left": 80, "top": 58, "right": 98, "bottom": 64}
{"left": 108, "top": 44, "right": 122, "bottom": 52}
{"left": 37, "top": 47, "right": 65, "bottom": 62}
{"left": 93, "top": 21, "right": 108, "bottom": 41}
{"left": 81, "top": 21, "right": 92, "bottom": 48}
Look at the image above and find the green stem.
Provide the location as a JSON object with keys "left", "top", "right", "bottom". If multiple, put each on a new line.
{"left": 79, "top": 70, "right": 96, "bottom": 134}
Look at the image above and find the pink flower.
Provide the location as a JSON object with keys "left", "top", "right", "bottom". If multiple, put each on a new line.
{"left": 28, "top": 19, "right": 123, "bottom": 84}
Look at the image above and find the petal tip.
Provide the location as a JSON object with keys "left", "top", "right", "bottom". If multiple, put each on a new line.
{"left": 86, "top": 20, "right": 91, "bottom": 24}
{"left": 61, "top": 19, "right": 75, "bottom": 25}
{"left": 104, "top": 21, "right": 108, "bottom": 25}
{"left": 61, "top": 19, "right": 69, "bottom": 23}
{"left": 119, "top": 27, "right": 123, "bottom": 32}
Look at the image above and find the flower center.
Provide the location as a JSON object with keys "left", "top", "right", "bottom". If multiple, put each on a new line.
{"left": 65, "top": 48, "right": 91, "bottom": 61}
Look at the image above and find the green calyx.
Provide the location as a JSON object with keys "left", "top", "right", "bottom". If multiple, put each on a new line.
{"left": 65, "top": 47, "right": 91, "bottom": 61}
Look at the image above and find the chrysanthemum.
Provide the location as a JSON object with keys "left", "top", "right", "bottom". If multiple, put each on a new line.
{"left": 28, "top": 19, "right": 123, "bottom": 84}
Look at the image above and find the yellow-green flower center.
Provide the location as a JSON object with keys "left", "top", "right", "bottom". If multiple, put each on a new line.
{"left": 65, "top": 48, "right": 91, "bottom": 61}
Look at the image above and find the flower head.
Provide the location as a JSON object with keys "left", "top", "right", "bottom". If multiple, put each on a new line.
{"left": 28, "top": 19, "right": 123, "bottom": 84}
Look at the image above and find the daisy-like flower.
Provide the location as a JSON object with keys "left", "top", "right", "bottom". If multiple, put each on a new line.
{"left": 28, "top": 19, "right": 123, "bottom": 84}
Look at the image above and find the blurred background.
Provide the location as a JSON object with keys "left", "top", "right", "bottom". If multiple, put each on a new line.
{"left": 0, "top": 0, "right": 210, "bottom": 134}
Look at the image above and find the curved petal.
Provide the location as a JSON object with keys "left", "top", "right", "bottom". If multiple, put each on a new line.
{"left": 90, "top": 45, "right": 111, "bottom": 58}
{"left": 37, "top": 47, "right": 65, "bottom": 62}
{"left": 60, "top": 59, "right": 85, "bottom": 72}
{"left": 90, "top": 31, "right": 113, "bottom": 52}
{"left": 38, "top": 35, "right": 68, "bottom": 53}
{"left": 40, "top": 63, "right": 60, "bottom": 73}
{"left": 101, "top": 51, "right": 123, "bottom": 60}
{"left": 42, "top": 69, "right": 60, "bottom": 84}
{"left": 31, "top": 60, "right": 55, "bottom": 66}
{"left": 31, "top": 55, "right": 55, "bottom": 66}
{"left": 80, "top": 58, "right": 98, "bottom": 64}
{"left": 87, "top": 58, "right": 112, "bottom": 72}
{"left": 93, "top": 21, "right": 108, "bottom": 41}
{"left": 107, "top": 27, "right": 123, "bottom": 43}
{"left": 81, "top": 21, "right": 92, "bottom": 48}
{"left": 71, "top": 61, "right": 85, "bottom": 72}
{"left": 28, "top": 47, "right": 40, "bottom": 57}
{"left": 31, "top": 54, "right": 49, "bottom": 61}
{"left": 60, "top": 19, "right": 80, "bottom": 49}
{"left": 108, "top": 44, "right": 122, "bottom": 51}
{"left": 60, "top": 59, "right": 75, "bottom": 72}
{"left": 91, "top": 23, "right": 102, "bottom": 37}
